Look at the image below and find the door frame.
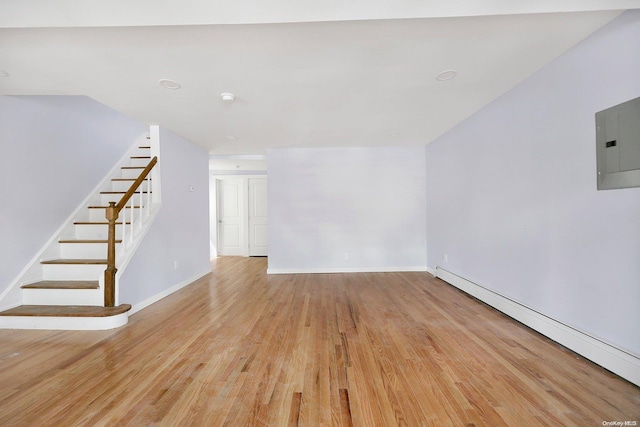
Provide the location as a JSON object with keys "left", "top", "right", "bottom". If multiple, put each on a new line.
{"left": 210, "top": 174, "right": 267, "bottom": 258}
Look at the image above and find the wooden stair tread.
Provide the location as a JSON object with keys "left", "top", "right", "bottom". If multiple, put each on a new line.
{"left": 100, "top": 191, "right": 149, "bottom": 194}
{"left": 139, "top": 145, "right": 151, "bottom": 148}
{"left": 111, "top": 178, "right": 148, "bottom": 181}
{"left": 130, "top": 156, "right": 151, "bottom": 159}
{"left": 88, "top": 205, "right": 141, "bottom": 209}
{"left": 121, "top": 166, "right": 145, "bottom": 169}
{"left": 0, "top": 304, "right": 131, "bottom": 317}
{"left": 59, "top": 239, "right": 122, "bottom": 243}
{"left": 40, "top": 259, "right": 107, "bottom": 265}
{"left": 74, "top": 221, "right": 130, "bottom": 225}
{"left": 22, "top": 281, "right": 99, "bottom": 290}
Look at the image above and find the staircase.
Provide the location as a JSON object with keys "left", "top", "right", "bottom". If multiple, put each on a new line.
{"left": 0, "top": 136, "right": 161, "bottom": 330}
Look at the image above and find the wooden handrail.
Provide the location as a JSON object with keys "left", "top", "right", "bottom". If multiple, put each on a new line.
{"left": 116, "top": 156, "right": 157, "bottom": 211}
{"left": 104, "top": 156, "right": 158, "bottom": 307}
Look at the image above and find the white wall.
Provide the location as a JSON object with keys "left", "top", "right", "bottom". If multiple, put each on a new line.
{"left": 268, "top": 147, "right": 426, "bottom": 273}
{"left": 119, "top": 127, "right": 211, "bottom": 309}
{"left": 0, "top": 95, "right": 146, "bottom": 296}
{"left": 425, "top": 10, "right": 640, "bottom": 356}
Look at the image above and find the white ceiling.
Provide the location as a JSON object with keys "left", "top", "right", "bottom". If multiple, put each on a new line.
{"left": 1, "top": 1, "right": 638, "bottom": 156}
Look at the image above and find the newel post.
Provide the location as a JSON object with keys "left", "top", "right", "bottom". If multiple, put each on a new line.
{"left": 104, "top": 201, "right": 118, "bottom": 307}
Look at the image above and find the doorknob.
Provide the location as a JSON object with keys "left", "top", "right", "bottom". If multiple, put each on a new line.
{"left": 218, "top": 219, "right": 223, "bottom": 223}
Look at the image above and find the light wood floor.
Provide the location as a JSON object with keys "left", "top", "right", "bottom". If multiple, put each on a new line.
{"left": 0, "top": 257, "right": 638, "bottom": 426}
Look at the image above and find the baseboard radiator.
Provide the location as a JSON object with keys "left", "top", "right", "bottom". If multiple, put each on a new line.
{"left": 434, "top": 267, "right": 640, "bottom": 387}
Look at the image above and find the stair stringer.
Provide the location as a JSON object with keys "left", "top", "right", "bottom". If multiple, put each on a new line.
{"left": 0, "top": 134, "right": 153, "bottom": 313}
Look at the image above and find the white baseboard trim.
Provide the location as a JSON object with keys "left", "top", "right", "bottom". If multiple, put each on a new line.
{"left": 434, "top": 267, "right": 640, "bottom": 387}
{"left": 129, "top": 268, "right": 211, "bottom": 315}
{"left": 425, "top": 266, "right": 436, "bottom": 276}
{"left": 267, "top": 266, "right": 428, "bottom": 275}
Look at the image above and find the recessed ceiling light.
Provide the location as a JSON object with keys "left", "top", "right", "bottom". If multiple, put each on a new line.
{"left": 221, "top": 92, "right": 235, "bottom": 102}
{"left": 159, "top": 79, "right": 181, "bottom": 90}
{"left": 436, "top": 70, "right": 457, "bottom": 81}
{"left": 390, "top": 131, "right": 401, "bottom": 136}
{"left": 225, "top": 135, "right": 237, "bottom": 141}
{"left": 0, "top": 70, "right": 9, "bottom": 78}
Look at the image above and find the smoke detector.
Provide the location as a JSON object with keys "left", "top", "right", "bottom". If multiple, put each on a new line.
{"left": 221, "top": 92, "right": 235, "bottom": 102}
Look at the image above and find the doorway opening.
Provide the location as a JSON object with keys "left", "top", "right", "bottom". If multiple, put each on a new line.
{"left": 209, "top": 155, "right": 267, "bottom": 259}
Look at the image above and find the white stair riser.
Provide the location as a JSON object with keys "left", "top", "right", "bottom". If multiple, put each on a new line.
{"left": 89, "top": 208, "right": 108, "bottom": 222}
{"left": 0, "top": 314, "right": 128, "bottom": 330}
{"left": 121, "top": 168, "right": 146, "bottom": 179}
{"left": 89, "top": 206, "right": 148, "bottom": 221}
{"left": 101, "top": 194, "right": 122, "bottom": 205}
{"left": 23, "top": 288, "right": 103, "bottom": 306}
{"left": 111, "top": 179, "right": 149, "bottom": 192}
{"left": 42, "top": 264, "right": 105, "bottom": 281}
{"left": 101, "top": 194, "right": 149, "bottom": 206}
{"left": 60, "top": 243, "right": 115, "bottom": 259}
{"left": 129, "top": 158, "right": 151, "bottom": 167}
{"left": 75, "top": 224, "right": 122, "bottom": 240}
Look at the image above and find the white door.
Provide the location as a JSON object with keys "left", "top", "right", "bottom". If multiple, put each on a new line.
{"left": 248, "top": 178, "right": 268, "bottom": 256}
{"left": 217, "top": 179, "right": 244, "bottom": 255}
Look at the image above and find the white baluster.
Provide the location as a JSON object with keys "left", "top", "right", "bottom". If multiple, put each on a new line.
{"left": 138, "top": 188, "right": 143, "bottom": 230}
{"left": 121, "top": 200, "right": 126, "bottom": 249}
{"left": 146, "top": 177, "right": 151, "bottom": 219}
{"left": 130, "top": 196, "right": 135, "bottom": 240}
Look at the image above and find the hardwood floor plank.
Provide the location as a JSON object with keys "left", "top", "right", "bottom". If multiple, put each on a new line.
{"left": 339, "top": 388, "right": 354, "bottom": 427}
{"left": 0, "top": 257, "right": 638, "bottom": 426}
{"left": 288, "top": 392, "right": 302, "bottom": 427}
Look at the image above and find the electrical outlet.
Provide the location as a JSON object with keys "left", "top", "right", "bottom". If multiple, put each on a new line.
{"left": 174, "top": 260, "right": 179, "bottom": 270}
{"left": 344, "top": 252, "right": 350, "bottom": 260}
{"left": 444, "top": 254, "right": 448, "bottom": 263}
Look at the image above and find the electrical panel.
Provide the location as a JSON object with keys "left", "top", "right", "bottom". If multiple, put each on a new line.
{"left": 596, "top": 96, "right": 640, "bottom": 190}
